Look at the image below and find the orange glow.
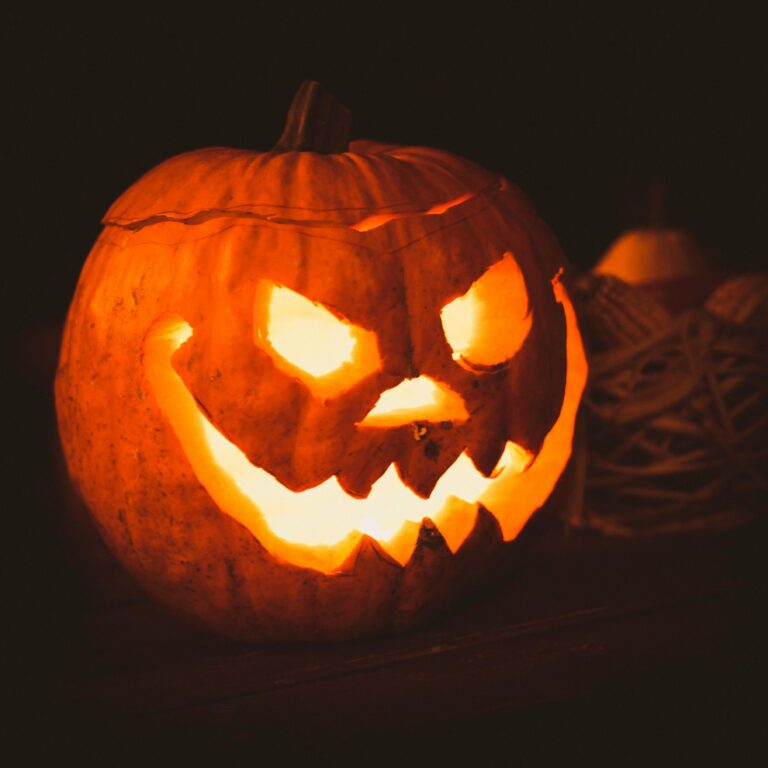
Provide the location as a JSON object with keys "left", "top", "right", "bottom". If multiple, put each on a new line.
{"left": 479, "top": 282, "right": 587, "bottom": 539}
{"left": 144, "top": 285, "right": 585, "bottom": 574}
{"left": 254, "top": 281, "right": 381, "bottom": 398}
{"left": 266, "top": 285, "right": 356, "bottom": 376}
{"left": 145, "top": 315, "right": 533, "bottom": 572}
{"left": 352, "top": 192, "right": 473, "bottom": 232}
{"left": 358, "top": 375, "right": 469, "bottom": 427}
{"left": 441, "top": 253, "right": 532, "bottom": 368}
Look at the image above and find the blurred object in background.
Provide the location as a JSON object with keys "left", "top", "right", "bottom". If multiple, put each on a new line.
{"left": 595, "top": 178, "right": 723, "bottom": 313}
{"left": 571, "top": 268, "right": 768, "bottom": 537}
{"left": 594, "top": 228, "right": 721, "bottom": 313}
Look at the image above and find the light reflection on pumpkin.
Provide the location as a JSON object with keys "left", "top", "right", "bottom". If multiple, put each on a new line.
{"left": 352, "top": 191, "right": 475, "bottom": 233}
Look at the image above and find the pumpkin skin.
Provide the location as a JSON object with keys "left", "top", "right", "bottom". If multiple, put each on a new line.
{"left": 56, "top": 138, "right": 587, "bottom": 641}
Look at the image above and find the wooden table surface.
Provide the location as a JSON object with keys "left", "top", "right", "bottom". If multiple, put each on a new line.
{"left": 19, "top": 476, "right": 768, "bottom": 764}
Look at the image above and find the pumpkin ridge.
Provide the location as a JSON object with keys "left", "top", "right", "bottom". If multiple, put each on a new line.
{"left": 105, "top": 180, "right": 504, "bottom": 234}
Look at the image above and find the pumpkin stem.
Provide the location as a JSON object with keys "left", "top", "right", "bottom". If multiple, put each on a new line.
{"left": 272, "top": 81, "right": 351, "bottom": 154}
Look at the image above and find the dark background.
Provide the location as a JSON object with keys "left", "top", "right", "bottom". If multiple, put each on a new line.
{"left": 4, "top": 4, "right": 765, "bottom": 762}
{"left": 4, "top": 4, "right": 765, "bottom": 337}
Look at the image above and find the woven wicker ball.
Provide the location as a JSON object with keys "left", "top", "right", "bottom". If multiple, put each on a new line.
{"left": 570, "top": 273, "right": 768, "bottom": 536}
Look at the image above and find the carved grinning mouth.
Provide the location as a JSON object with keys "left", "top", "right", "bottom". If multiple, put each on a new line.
{"left": 144, "top": 283, "right": 586, "bottom": 574}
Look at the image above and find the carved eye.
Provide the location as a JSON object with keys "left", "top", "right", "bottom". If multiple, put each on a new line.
{"left": 440, "top": 252, "right": 532, "bottom": 370}
{"left": 254, "top": 281, "right": 381, "bottom": 397}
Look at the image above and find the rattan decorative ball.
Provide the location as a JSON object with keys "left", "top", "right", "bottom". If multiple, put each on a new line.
{"left": 571, "top": 272, "right": 767, "bottom": 536}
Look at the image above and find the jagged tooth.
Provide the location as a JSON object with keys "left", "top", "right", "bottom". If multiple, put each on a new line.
{"left": 415, "top": 517, "right": 451, "bottom": 551}
{"left": 459, "top": 505, "right": 504, "bottom": 555}
{"left": 324, "top": 534, "right": 403, "bottom": 639}
{"left": 390, "top": 510, "right": 509, "bottom": 633}
{"left": 403, "top": 518, "right": 453, "bottom": 571}
{"left": 337, "top": 433, "right": 401, "bottom": 498}
{"left": 391, "top": 518, "right": 455, "bottom": 627}
{"left": 377, "top": 520, "right": 421, "bottom": 566}
{"left": 394, "top": 504, "right": 507, "bottom": 628}
{"left": 431, "top": 500, "right": 479, "bottom": 554}
{"left": 334, "top": 471, "right": 374, "bottom": 500}
{"left": 465, "top": 432, "right": 507, "bottom": 477}
{"left": 393, "top": 459, "right": 434, "bottom": 499}
{"left": 395, "top": 436, "right": 465, "bottom": 499}
{"left": 335, "top": 533, "right": 401, "bottom": 577}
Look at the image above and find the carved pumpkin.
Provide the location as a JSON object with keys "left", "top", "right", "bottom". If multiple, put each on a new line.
{"left": 56, "top": 83, "right": 587, "bottom": 640}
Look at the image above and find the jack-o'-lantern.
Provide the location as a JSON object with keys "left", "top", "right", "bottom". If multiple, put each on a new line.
{"left": 56, "top": 82, "right": 587, "bottom": 640}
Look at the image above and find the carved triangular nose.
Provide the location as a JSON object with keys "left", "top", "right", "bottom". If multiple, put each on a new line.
{"left": 358, "top": 376, "right": 469, "bottom": 428}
